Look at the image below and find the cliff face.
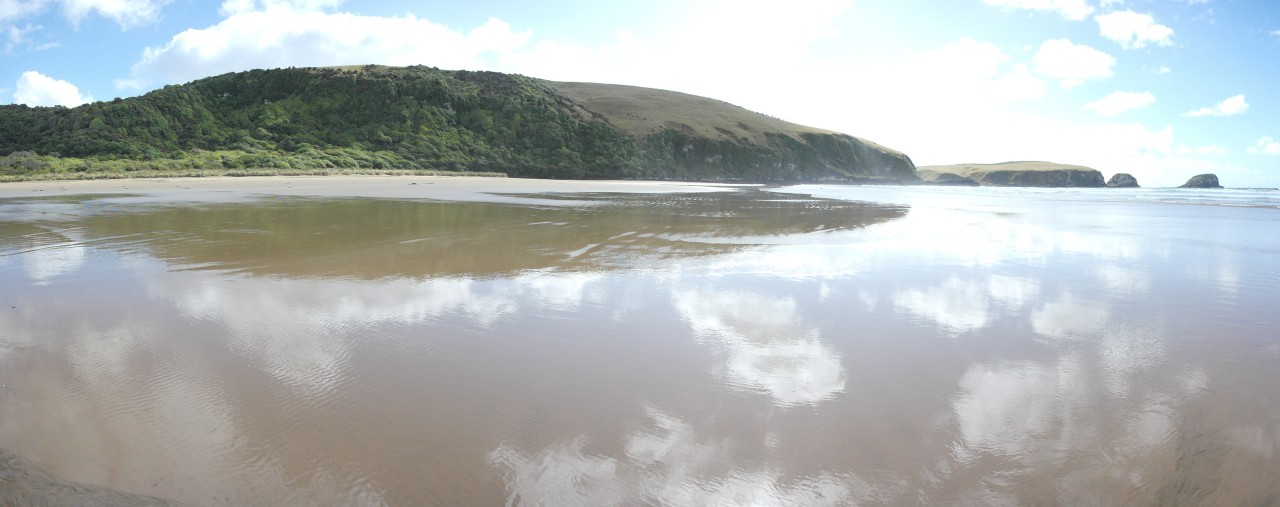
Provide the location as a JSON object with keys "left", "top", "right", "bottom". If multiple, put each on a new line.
{"left": 1180, "top": 174, "right": 1222, "bottom": 188}
{"left": 548, "top": 81, "right": 917, "bottom": 182}
{"left": 0, "top": 66, "right": 917, "bottom": 182}
{"left": 918, "top": 162, "right": 1105, "bottom": 187}
{"left": 915, "top": 169, "right": 979, "bottom": 186}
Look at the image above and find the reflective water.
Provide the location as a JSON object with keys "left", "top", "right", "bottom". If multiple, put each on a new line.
{"left": 1, "top": 185, "right": 1278, "bottom": 506}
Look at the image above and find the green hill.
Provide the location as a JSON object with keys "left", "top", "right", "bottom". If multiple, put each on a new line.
{"left": 0, "top": 65, "right": 917, "bottom": 182}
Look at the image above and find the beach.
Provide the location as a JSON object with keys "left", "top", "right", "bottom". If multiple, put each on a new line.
{"left": 2, "top": 177, "right": 1279, "bottom": 505}
{"left": 0, "top": 175, "right": 740, "bottom": 204}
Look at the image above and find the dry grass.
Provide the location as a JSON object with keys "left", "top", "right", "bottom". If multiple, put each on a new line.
{"left": 918, "top": 161, "right": 1097, "bottom": 178}
{"left": 547, "top": 81, "right": 901, "bottom": 149}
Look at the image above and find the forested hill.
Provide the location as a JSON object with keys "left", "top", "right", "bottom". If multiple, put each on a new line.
{"left": 0, "top": 65, "right": 918, "bottom": 182}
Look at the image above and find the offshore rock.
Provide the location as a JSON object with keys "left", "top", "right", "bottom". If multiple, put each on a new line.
{"left": 1107, "top": 173, "right": 1139, "bottom": 188}
{"left": 1179, "top": 173, "right": 1222, "bottom": 188}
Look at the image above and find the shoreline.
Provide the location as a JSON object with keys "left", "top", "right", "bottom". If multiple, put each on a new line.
{"left": 0, "top": 174, "right": 744, "bottom": 204}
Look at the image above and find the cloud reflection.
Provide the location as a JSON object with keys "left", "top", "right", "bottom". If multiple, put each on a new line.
{"left": 1030, "top": 292, "right": 1109, "bottom": 342}
{"left": 893, "top": 278, "right": 992, "bottom": 334}
{"left": 144, "top": 269, "right": 605, "bottom": 393}
{"left": 950, "top": 355, "right": 1089, "bottom": 464}
{"left": 892, "top": 276, "right": 1039, "bottom": 336}
{"left": 673, "top": 288, "right": 845, "bottom": 407}
{"left": 941, "top": 351, "right": 1212, "bottom": 502}
{"left": 19, "top": 231, "right": 86, "bottom": 285}
{"left": 489, "top": 407, "right": 858, "bottom": 507}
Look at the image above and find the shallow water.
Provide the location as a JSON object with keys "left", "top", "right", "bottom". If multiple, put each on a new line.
{"left": 1, "top": 185, "right": 1278, "bottom": 505}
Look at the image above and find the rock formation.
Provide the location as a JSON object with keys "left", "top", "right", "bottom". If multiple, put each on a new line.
{"left": 1106, "top": 173, "right": 1139, "bottom": 188}
{"left": 1179, "top": 174, "right": 1222, "bottom": 188}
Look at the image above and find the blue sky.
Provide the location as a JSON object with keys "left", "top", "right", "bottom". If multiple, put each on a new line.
{"left": 2, "top": 0, "right": 1279, "bottom": 186}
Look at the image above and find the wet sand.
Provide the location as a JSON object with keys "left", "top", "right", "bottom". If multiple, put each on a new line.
{"left": 0, "top": 175, "right": 737, "bottom": 205}
{"left": 2, "top": 179, "right": 1279, "bottom": 505}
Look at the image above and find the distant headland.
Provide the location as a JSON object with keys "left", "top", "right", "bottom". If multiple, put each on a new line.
{"left": 917, "top": 161, "right": 1105, "bottom": 188}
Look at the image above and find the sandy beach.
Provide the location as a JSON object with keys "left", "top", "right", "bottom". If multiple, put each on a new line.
{"left": 0, "top": 175, "right": 738, "bottom": 205}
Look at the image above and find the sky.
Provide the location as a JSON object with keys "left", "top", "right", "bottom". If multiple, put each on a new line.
{"left": 2, "top": 0, "right": 1279, "bottom": 187}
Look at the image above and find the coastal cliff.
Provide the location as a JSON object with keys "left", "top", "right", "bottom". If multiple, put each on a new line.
{"left": 917, "top": 162, "right": 1105, "bottom": 187}
{"left": 0, "top": 65, "right": 916, "bottom": 183}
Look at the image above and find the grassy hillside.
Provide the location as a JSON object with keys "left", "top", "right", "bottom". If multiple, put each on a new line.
{"left": 918, "top": 161, "right": 1105, "bottom": 187}
{"left": 547, "top": 82, "right": 836, "bottom": 143}
{"left": 0, "top": 65, "right": 916, "bottom": 183}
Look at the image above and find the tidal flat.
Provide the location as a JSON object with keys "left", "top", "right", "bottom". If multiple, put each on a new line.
{"left": 2, "top": 178, "right": 1279, "bottom": 505}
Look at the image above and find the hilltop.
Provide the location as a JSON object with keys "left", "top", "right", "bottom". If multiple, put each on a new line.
{"left": 918, "top": 161, "right": 1105, "bottom": 187}
{"left": 0, "top": 65, "right": 916, "bottom": 183}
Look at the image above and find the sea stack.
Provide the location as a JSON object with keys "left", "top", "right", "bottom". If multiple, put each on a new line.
{"left": 1179, "top": 174, "right": 1223, "bottom": 188}
{"left": 1106, "top": 173, "right": 1139, "bottom": 188}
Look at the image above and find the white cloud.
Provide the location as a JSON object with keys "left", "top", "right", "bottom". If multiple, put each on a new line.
{"left": 60, "top": 0, "right": 169, "bottom": 28}
{"left": 0, "top": 0, "right": 167, "bottom": 28}
{"left": 983, "top": 0, "right": 1095, "bottom": 21}
{"left": 1033, "top": 38, "right": 1115, "bottom": 87}
{"left": 900, "top": 38, "right": 1047, "bottom": 103}
{"left": 1156, "top": 66, "right": 1171, "bottom": 74}
{"left": 496, "top": 0, "right": 855, "bottom": 101}
{"left": 0, "top": 0, "right": 46, "bottom": 22}
{"left": 1083, "top": 91, "right": 1154, "bottom": 116}
{"left": 125, "top": 4, "right": 533, "bottom": 87}
{"left": 1095, "top": 10, "right": 1174, "bottom": 49}
{"left": 12, "top": 70, "right": 92, "bottom": 107}
{"left": 218, "top": 0, "right": 342, "bottom": 15}
{"left": 1184, "top": 94, "right": 1249, "bottom": 117}
{"left": 5, "top": 23, "right": 41, "bottom": 52}
{"left": 1250, "top": 136, "right": 1280, "bottom": 155}
{"left": 1202, "top": 145, "right": 1227, "bottom": 155}
{"left": 113, "top": 77, "right": 145, "bottom": 91}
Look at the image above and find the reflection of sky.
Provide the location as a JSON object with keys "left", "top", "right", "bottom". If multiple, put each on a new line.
{"left": 144, "top": 269, "right": 606, "bottom": 393}
{"left": 940, "top": 352, "right": 1212, "bottom": 501}
{"left": 489, "top": 406, "right": 858, "bottom": 506}
{"left": 1030, "top": 292, "right": 1110, "bottom": 343}
{"left": 673, "top": 288, "right": 845, "bottom": 407}
{"left": 5, "top": 187, "right": 1280, "bottom": 504}
{"left": 893, "top": 278, "right": 994, "bottom": 335}
{"left": 19, "top": 231, "right": 86, "bottom": 285}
